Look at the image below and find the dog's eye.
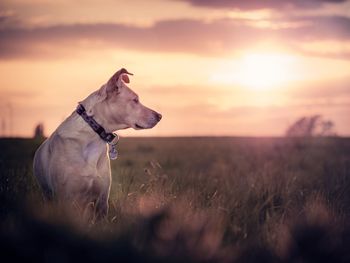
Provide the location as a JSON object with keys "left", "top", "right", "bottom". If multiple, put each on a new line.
{"left": 133, "top": 98, "right": 139, "bottom": 103}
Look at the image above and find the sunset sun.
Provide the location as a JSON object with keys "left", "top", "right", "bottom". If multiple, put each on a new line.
{"left": 211, "top": 52, "right": 297, "bottom": 90}
{"left": 234, "top": 53, "right": 296, "bottom": 90}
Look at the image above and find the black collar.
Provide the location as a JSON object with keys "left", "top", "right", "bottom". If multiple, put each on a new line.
{"left": 76, "top": 104, "right": 117, "bottom": 144}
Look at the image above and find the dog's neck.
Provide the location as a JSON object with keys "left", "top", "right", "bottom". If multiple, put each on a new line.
{"left": 61, "top": 104, "right": 119, "bottom": 160}
{"left": 57, "top": 112, "right": 103, "bottom": 143}
{"left": 76, "top": 104, "right": 117, "bottom": 144}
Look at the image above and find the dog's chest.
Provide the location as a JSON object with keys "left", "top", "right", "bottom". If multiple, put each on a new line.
{"left": 83, "top": 141, "right": 108, "bottom": 167}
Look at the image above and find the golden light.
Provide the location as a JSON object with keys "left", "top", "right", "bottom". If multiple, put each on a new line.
{"left": 235, "top": 53, "right": 296, "bottom": 90}
{"left": 211, "top": 52, "right": 298, "bottom": 90}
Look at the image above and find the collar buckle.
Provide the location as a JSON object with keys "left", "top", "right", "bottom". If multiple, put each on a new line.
{"left": 108, "top": 133, "right": 119, "bottom": 146}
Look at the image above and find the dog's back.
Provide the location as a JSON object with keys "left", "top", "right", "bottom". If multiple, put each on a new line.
{"left": 33, "top": 138, "right": 53, "bottom": 199}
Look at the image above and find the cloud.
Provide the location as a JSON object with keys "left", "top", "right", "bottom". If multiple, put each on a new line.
{"left": 281, "top": 16, "right": 350, "bottom": 40}
{"left": 0, "top": 11, "right": 16, "bottom": 29}
{"left": 0, "top": 19, "right": 262, "bottom": 58}
{"left": 0, "top": 15, "right": 349, "bottom": 59}
{"left": 180, "top": 0, "right": 348, "bottom": 10}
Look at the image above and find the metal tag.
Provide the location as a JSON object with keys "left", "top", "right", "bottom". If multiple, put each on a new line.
{"left": 108, "top": 132, "right": 119, "bottom": 160}
{"left": 109, "top": 144, "right": 118, "bottom": 160}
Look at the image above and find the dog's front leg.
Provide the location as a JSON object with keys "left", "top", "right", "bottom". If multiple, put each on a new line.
{"left": 95, "top": 193, "right": 109, "bottom": 220}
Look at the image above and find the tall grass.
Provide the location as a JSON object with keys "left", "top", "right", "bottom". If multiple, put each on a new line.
{"left": 0, "top": 137, "right": 349, "bottom": 262}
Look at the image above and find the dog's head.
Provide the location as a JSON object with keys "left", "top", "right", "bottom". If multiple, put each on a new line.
{"left": 82, "top": 68, "right": 162, "bottom": 131}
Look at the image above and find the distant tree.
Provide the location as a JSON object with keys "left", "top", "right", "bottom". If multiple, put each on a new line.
{"left": 319, "top": 119, "right": 335, "bottom": 136}
{"left": 33, "top": 123, "right": 45, "bottom": 139}
{"left": 286, "top": 115, "right": 336, "bottom": 137}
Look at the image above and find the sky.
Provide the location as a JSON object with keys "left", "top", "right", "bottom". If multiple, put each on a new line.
{"left": 0, "top": 0, "right": 349, "bottom": 137}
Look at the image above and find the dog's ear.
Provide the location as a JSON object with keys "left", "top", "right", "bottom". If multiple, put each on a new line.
{"left": 121, "top": 73, "right": 130, "bottom": 84}
{"left": 107, "top": 68, "right": 133, "bottom": 92}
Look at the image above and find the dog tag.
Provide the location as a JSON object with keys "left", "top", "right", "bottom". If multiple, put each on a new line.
{"left": 109, "top": 144, "right": 118, "bottom": 160}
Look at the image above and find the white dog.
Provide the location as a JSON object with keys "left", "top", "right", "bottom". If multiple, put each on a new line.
{"left": 33, "top": 68, "right": 162, "bottom": 218}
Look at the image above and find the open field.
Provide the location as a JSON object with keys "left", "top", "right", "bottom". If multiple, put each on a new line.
{"left": 1, "top": 137, "right": 350, "bottom": 262}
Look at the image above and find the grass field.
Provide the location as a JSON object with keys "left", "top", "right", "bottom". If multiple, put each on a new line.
{"left": 1, "top": 137, "right": 350, "bottom": 262}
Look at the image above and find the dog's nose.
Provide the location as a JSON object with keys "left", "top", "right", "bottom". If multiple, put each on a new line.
{"left": 156, "top": 113, "right": 162, "bottom": 121}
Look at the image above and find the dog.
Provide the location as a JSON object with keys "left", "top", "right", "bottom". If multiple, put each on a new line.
{"left": 33, "top": 68, "right": 162, "bottom": 218}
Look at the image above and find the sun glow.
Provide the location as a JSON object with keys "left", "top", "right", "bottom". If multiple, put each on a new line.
{"left": 211, "top": 53, "right": 297, "bottom": 90}
{"left": 236, "top": 54, "right": 294, "bottom": 89}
